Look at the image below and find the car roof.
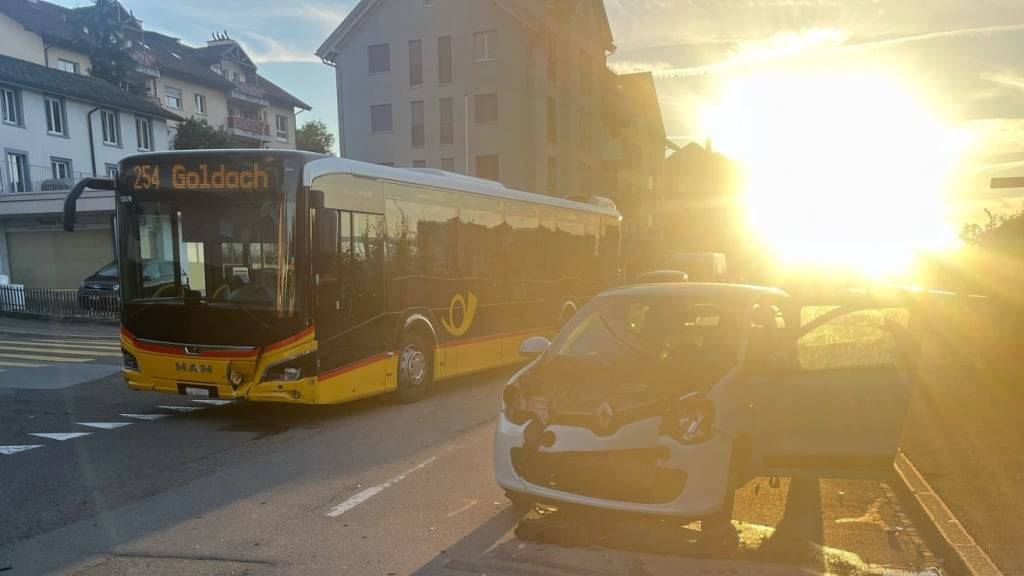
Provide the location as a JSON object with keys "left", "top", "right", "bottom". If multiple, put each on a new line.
{"left": 601, "top": 282, "right": 789, "bottom": 300}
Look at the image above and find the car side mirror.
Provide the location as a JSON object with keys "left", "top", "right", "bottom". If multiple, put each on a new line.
{"left": 519, "top": 336, "right": 550, "bottom": 358}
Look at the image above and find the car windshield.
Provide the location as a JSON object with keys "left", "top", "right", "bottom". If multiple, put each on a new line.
{"left": 95, "top": 262, "right": 118, "bottom": 279}
{"left": 551, "top": 294, "right": 744, "bottom": 371}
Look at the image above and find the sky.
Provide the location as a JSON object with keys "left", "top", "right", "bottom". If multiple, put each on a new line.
{"left": 49, "top": 0, "right": 1024, "bottom": 222}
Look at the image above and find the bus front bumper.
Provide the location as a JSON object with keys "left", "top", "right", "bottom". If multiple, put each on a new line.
{"left": 124, "top": 369, "right": 320, "bottom": 404}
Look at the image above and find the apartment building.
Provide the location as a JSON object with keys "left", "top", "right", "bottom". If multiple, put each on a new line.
{"left": 316, "top": 0, "right": 615, "bottom": 197}
{"left": 601, "top": 70, "right": 673, "bottom": 268}
{"left": 0, "top": 0, "right": 309, "bottom": 289}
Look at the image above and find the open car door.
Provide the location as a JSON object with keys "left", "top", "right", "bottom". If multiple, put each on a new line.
{"left": 748, "top": 291, "right": 920, "bottom": 479}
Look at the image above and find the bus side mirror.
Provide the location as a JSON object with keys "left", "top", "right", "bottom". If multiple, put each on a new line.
{"left": 317, "top": 209, "right": 338, "bottom": 255}
{"left": 64, "top": 177, "right": 115, "bottom": 232}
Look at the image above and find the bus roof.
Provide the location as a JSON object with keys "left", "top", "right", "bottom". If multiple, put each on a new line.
{"left": 303, "top": 156, "right": 622, "bottom": 218}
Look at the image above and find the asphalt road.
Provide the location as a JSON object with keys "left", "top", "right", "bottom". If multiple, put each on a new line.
{"left": 0, "top": 320, "right": 945, "bottom": 576}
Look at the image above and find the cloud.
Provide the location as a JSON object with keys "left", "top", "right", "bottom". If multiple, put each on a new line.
{"left": 607, "top": 60, "right": 676, "bottom": 74}
{"left": 236, "top": 31, "right": 321, "bottom": 64}
{"left": 981, "top": 71, "right": 1024, "bottom": 93}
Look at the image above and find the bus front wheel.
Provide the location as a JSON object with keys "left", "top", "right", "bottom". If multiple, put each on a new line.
{"left": 397, "top": 331, "right": 433, "bottom": 403}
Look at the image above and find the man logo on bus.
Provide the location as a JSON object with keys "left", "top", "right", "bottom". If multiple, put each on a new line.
{"left": 441, "top": 292, "right": 477, "bottom": 337}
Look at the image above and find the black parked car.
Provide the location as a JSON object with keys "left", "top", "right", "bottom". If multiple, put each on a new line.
{"left": 78, "top": 260, "right": 188, "bottom": 311}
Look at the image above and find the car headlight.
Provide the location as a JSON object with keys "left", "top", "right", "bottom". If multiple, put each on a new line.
{"left": 113, "top": 283, "right": 120, "bottom": 292}
{"left": 262, "top": 352, "right": 317, "bottom": 382}
{"left": 662, "top": 399, "right": 715, "bottom": 444}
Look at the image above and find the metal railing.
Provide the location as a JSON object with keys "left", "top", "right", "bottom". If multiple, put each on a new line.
{"left": 0, "top": 285, "right": 119, "bottom": 319}
{"left": 227, "top": 115, "right": 271, "bottom": 136}
{"left": 0, "top": 163, "right": 92, "bottom": 194}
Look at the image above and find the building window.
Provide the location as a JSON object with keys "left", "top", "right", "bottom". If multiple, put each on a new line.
{"left": 411, "top": 100, "right": 425, "bottom": 148}
{"left": 57, "top": 59, "right": 79, "bottom": 74}
{"left": 439, "top": 97, "right": 453, "bottom": 146}
{"left": 579, "top": 52, "right": 592, "bottom": 98}
{"left": 44, "top": 96, "right": 66, "bottom": 136}
{"left": 194, "top": 93, "right": 207, "bottom": 115}
{"left": 105, "top": 164, "right": 118, "bottom": 178}
{"left": 1, "top": 87, "right": 21, "bottom": 126}
{"left": 547, "top": 41, "right": 557, "bottom": 84}
{"left": 476, "top": 154, "right": 499, "bottom": 181}
{"left": 136, "top": 117, "right": 152, "bottom": 151}
{"left": 412, "top": 160, "right": 426, "bottom": 168}
{"left": 275, "top": 114, "right": 289, "bottom": 142}
{"left": 165, "top": 86, "right": 183, "bottom": 109}
{"left": 368, "top": 43, "right": 390, "bottom": 73}
{"left": 579, "top": 162, "right": 591, "bottom": 192}
{"left": 547, "top": 156, "right": 557, "bottom": 195}
{"left": 441, "top": 157, "right": 455, "bottom": 172}
{"left": 370, "top": 104, "right": 393, "bottom": 133}
{"left": 409, "top": 39, "right": 423, "bottom": 87}
{"left": 423, "top": 0, "right": 436, "bottom": 6}
{"left": 546, "top": 97, "right": 557, "bottom": 143}
{"left": 4, "top": 152, "right": 29, "bottom": 193}
{"left": 474, "top": 93, "right": 497, "bottom": 124}
{"left": 100, "top": 110, "right": 120, "bottom": 146}
{"left": 231, "top": 71, "right": 241, "bottom": 82}
{"left": 51, "top": 157, "right": 72, "bottom": 180}
{"left": 579, "top": 108, "right": 591, "bottom": 154}
{"left": 437, "top": 36, "right": 452, "bottom": 84}
{"left": 473, "top": 31, "right": 497, "bottom": 62}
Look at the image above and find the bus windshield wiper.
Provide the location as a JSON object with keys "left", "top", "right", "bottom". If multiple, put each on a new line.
{"left": 184, "top": 295, "right": 271, "bottom": 330}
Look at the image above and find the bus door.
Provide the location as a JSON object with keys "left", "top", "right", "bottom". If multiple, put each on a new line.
{"left": 315, "top": 208, "right": 388, "bottom": 395}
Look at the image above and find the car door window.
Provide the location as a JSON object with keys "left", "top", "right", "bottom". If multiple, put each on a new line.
{"left": 797, "top": 306, "right": 910, "bottom": 370}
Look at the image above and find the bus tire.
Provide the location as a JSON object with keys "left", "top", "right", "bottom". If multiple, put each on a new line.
{"left": 396, "top": 331, "right": 433, "bottom": 404}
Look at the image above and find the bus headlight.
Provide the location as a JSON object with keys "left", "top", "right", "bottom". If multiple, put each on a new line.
{"left": 263, "top": 352, "right": 317, "bottom": 382}
{"left": 228, "top": 368, "right": 244, "bottom": 386}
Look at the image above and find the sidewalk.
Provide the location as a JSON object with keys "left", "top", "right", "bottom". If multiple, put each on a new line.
{"left": 0, "top": 314, "right": 119, "bottom": 337}
{"left": 901, "top": 363, "right": 1023, "bottom": 574}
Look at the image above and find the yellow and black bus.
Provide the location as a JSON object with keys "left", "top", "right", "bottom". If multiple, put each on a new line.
{"left": 64, "top": 150, "right": 621, "bottom": 404}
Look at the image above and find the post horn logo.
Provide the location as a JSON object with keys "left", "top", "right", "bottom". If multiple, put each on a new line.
{"left": 596, "top": 402, "right": 614, "bottom": 429}
{"left": 441, "top": 292, "right": 478, "bottom": 337}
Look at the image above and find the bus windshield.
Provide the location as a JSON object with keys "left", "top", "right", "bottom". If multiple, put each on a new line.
{"left": 122, "top": 199, "right": 297, "bottom": 315}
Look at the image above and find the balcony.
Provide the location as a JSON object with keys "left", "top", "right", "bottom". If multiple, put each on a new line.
{"left": 130, "top": 49, "right": 160, "bottom": 78}
{"left": 228, "top": 80, "right": 269, "bottom": 107}
{"left": 1, "top": 163, "right": 92, "bottom": 195}
{"left": 227, "top": 115, "right": 270, "bottom": 139}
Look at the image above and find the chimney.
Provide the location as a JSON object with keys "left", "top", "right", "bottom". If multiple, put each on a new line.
{"left": 207, "top": 30, "right": 236, "bottom": 47}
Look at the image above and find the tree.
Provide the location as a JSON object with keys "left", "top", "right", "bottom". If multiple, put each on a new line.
{"left": 296, "top": 119, "right": 336, "bottom": 154}
{"left": 171, "top": 118, "right": 239, "bottom": 150}
{"left": 79, "top": 0, "right": 138, "bottom": 89}
{"left": 960, "top": 209, "right": 1024, "bottom": 255}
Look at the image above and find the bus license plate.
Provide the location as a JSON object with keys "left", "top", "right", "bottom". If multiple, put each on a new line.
{"left": 184, "top": 386, "right": 211, "bottom": 398}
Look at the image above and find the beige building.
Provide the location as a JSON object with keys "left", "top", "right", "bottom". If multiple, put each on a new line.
{"left": 316, "top": 0, "right": 615, "bottom": 197}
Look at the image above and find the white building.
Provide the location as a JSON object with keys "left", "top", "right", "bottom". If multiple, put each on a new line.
{"left": 0, "top": 53, "right": 180, "bottom": 289}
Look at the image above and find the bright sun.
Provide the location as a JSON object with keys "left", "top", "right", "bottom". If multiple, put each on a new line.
{"left": 701, "top": 66, "right": 968, "bottom": 276}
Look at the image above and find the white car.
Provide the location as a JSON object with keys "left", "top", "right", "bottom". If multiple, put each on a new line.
{"left": 494, "top": 283, "right": 919, "bottom": 532}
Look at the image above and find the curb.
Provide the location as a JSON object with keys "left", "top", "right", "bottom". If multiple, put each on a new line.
{"left": 893, "top": 450, "right": 1004, "bottom": 576}
{"left": 0, "top": 310, "right": 119, "bottom": 326}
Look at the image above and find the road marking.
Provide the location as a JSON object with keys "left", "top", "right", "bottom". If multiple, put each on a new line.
{"left": 77, "top": 422, "right": 133, "bottom": 430}
{"left": 191, "top": 399, "right": 233, "bottom": 406}
{"left": 120, "top": 413, "right": 169, "bottom": 421}
{"left": 29, "top": 432, "right": 92, "bottom": 441}
{"left": 158, "top": 405, "right": 206, "bottom": 413}
{"left": 0, "top": 328, "right": 119, "bottom": 339}
{"left": 0, "top": 345, "right": 119, "bottom": 357}
{"left": 0, "top": 340, "right": 121, "bottom": 351}
{"left": 445, "top": 499, "right": 479, "bottom": 518}
{"left": 0, "top": 445, "right": 43, "bottom": 455}
{"left": 0, "top": 352, "right": 91, "bottom": 363}
{"left": 0, "top": 360, "right": 48, "bottom": 368}
{"left": 326, "top": 456, "right": 437, "bottom": 518}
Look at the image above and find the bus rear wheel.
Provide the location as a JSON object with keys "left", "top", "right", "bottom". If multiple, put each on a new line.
{"left": 397, "top": 331, "right": 432, "bottom": 403}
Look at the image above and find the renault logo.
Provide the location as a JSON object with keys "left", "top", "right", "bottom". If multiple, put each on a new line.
{"left": 596, "top": 403, "right": 613, "bottom": 429}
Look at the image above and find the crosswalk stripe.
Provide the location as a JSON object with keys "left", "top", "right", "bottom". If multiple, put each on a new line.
{"left": 119, "top": 413, "right": 169, "bottom": 421}
{"left": 29, "top": 432, "right": 92, "bottom": 441}
{"left": 0, "top": 445, "right": 43, "bottom": 455}
{"left": 0, "top": 345, "right": 119, "bottom": 357}
{"left": 0, "top": 352, "right": 91, "bottom": 363}
{"left": 21, "top": 339, "right": 121, "bottom": 348}
{"left": 0, "top": 340, "right": 122, "bottom": 351}
{"left": 0, "top": 360, "right": 48, "bottom": 368}
{"left": 77, "top": 422, "right": 133, "bottom": 430}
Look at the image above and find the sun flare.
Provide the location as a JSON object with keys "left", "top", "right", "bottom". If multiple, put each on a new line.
{"left": 701, "top": 67, "right": 969, "bottom": 276}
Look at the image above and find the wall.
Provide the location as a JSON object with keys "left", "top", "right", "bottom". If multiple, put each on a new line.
{"left": 153, "top": 74, "right": 229, "bottom": 130}
{"left": 0, "top": 14, "right": 45, "bottom": 64}
{"left": 0, "top": 85, "right": 169, "bottom": 180}
{"left": 264, "top": 103, "right": 297, "bottom": 149}
{"left": 45, "top": 46, "right": 89, "bottom": 74}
